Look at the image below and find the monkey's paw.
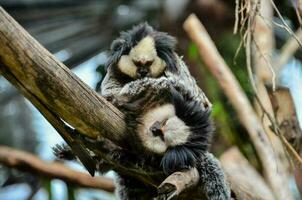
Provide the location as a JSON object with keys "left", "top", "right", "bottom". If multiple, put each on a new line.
{"left": 119, "top": 77, "right": 171, "bottom": 97}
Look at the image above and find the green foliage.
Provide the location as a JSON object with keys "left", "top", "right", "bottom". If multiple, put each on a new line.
{"left": 43, "top": 179, "right": 53, "bottom": 200}
{"left": 188, "top": 43, "right": 199, "bottom": 60}
{"left": 217, "top": 32, "right": 252, "bottom": 98}
{"left": 67, "top": 185, "right": 76, "bottom": 200}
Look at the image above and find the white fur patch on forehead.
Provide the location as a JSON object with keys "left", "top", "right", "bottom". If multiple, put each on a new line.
{"left": 164, "top": 116, "right": 191, "bottom": 147}
{"left": 142, "top": 104, "right": 175, "bottom": 131}
{"left": 118, "top": 55, "right": 137, "bottom": 79}
{"left": 137, "top": 104, "right": 175, "bottom": 154}
{"left": 130, "top": 36, "right": 157, "bottom": 62}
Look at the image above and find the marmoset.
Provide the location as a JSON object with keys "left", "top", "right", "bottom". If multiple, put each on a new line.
{"left": 55, "top": 23, "right": 230, "bottom": 200}
{"left": 54, "top": 78, "right": 230, "bottom": 199}
{"left": 100, "top": 23, "right": 210, "bottom": 110}
{"left": 112, "top": 78, "right": 230, "bottom": 200}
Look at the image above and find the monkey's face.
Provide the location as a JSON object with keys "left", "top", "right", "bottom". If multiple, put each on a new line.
{"left": 118, "top": 36, "right": 166, "bottom": 79}
{"left": 137, "top": 104, "right": 191, "bottom": 155}
{"left": 107, "top": 23, "right": 177, "bottom": 81}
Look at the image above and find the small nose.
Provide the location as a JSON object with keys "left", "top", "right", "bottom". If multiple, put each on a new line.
{"left": 138, "top": 68, "right": 148, "bottom": 77}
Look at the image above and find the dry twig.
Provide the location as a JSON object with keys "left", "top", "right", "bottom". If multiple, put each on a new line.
{"left": 251, "top": 0, "right": 293, "bottom": 192}
{"left": 275, "top": 28, "right": 302, "bottom": 73}
{"left": 183, "top": 14, "right": 292, "bottom": 199}
{"left": 0, "top": 146, "right": 115, "bottom": 192}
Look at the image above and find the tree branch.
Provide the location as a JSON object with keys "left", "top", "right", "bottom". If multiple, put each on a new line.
{"left": 252, "top": 1, "right": 292, "bottom": 199}
{"left": 0, "top": 146, "right": 115, "bottom": 192}
{"left": 0, "top": 6, "right": 125, "bottom": 144}
{"left": 275, "top": 28, "right": 302, "bottom": 73}
{"left": 220, "top": 147, "right": 275, "bottom": 200}
{"left": 0, "top": 7, "right": 201, "bottom": 193}
{"left": 0, "top": 6, "right": 163, "bottom": 187}
{"left": 157, "top": 168, "right": 199, "bottom": 199}
{"left": 183, "top": 14, "right": 293, "bottom": 199}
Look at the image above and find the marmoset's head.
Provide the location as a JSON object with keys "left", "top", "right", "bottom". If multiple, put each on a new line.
{"left": 107, "top": 23, "right": 177, "bottom": 81}
{"left": 137, "top": 89, "right": 213, "bottom": 175}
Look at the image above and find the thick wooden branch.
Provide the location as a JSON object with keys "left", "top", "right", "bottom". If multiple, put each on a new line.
{"left": 0, "top": 7, "right": 202, "bottom": 194}
{"left": 183, "top": 14, "right": 292, "bottom": 199}
{"left": 0, "top": 7, "right": 125, "bottom": 143}
{"left": 220, "top": 147, "right": 275, "bottom": 200}
{"left": 0, "top": 146, "right": 115, "bottom": 192}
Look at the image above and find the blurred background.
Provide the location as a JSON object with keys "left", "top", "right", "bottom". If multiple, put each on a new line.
{"left": 0, "top": 0, "right": 301, "bottom": 199}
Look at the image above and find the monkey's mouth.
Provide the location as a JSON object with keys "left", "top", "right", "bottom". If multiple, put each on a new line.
{"left": 136, "top": 71, "right": 150, "bottom": 79}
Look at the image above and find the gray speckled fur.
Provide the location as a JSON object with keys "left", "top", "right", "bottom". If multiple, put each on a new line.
{"left": 100, "top": 55, "right": 211, "bottom": 110}
{"left": 197, "top": 152, "right": 231, "bottom": 200}
{"left": 110, "top": 77, "right": 231, "bottom": 199}
{"left": 101, "top": 47, "right": 230, "bottom": 200}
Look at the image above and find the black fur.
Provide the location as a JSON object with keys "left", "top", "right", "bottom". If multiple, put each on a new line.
{"left": 118, "top": 86, "right": 213, "bottom": 175}
{"left": 106, "top": 23, "right": 177, "bottom": 81}
{"left": 115, "top": 86, "right": 229, "bottom": 199}
{"left": 161, "top": 89, "right": 213, "bottom": 175}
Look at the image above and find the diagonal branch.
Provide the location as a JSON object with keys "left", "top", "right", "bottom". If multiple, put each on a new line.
{"left": 275, "top": 28, "right": 302, "bottom": 73}
{"left": 0, "top": 7, "right": 199, "bottom": 193}
{"left": 0, "top": 146, "right": 115, "bottom": 192}
{"left": 0, "top": 6, "right": 125, "bottom": 144}
{"left": 183, "top": 14, "right": 293, "bottom": 199}
{"left": 0, "top": 6, "right": 160, "bottom": 187}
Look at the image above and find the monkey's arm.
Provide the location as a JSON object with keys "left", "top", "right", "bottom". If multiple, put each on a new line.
{"left": 100, "top": 66, "right": 123, "bottom": 99}
{"left": 197, "top": 152, "right": 231, "bottom": 200}
{"left": 53, "top": 136, "right": 126, "bottom": 174}
{"left": 165, "top": 55, "right": 211, "bottom": 110}
{"left": 52, "top": 125, "right": 97, "bottom": 176}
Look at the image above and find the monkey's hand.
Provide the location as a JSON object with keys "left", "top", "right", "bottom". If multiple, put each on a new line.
{"left": 114, "top": 77, "right": 172, "bottom": 110}
{"left": 119, "top": 77, "right": 171, "bottom": 97}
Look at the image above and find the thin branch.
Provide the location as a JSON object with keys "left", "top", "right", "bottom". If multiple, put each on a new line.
{"left": 234, "top": 0, "right": 240, "bottom": 34}
{"left": 269, "top": 0, "right": 302, "bottom": 47}
{"left": 183, "top": 14, "right": 293, "bottom": 200}
{"left": 275, "top": 28, "right": 302, "bottom": 73}
{"left": 0, "top": 146, "right": 115, "bottom": 192}
{"left": 247, "top": 1, "right": 294, "bottom": 198}
{"left": 280, "top": 135, "right": 302, "bottom": 169}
